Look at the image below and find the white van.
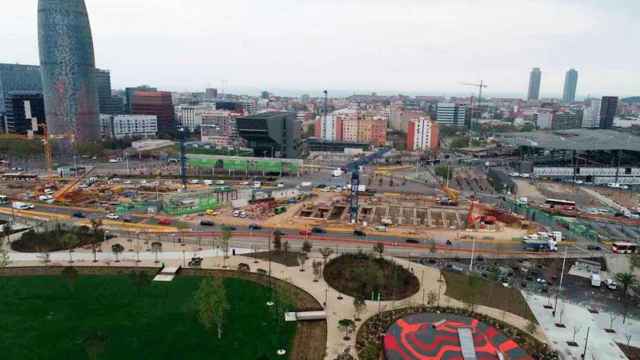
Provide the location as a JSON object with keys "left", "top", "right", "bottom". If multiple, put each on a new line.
{"left": 12, "top": 202, "right": 34, "bottom": 210}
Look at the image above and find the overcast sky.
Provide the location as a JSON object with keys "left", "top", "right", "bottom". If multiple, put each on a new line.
{"left": 3, "top": 0, "right": 639, "bottom": 97}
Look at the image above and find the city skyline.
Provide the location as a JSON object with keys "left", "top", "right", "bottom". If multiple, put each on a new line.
{"left": 2, "top": 0, "right": 639, "bottom": 98}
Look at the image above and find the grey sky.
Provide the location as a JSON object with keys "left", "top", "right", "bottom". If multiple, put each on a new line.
{"left": 3, "top": 0, "right": 639, "bottom": 97}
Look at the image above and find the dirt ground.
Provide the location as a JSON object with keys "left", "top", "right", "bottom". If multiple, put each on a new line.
{"left": 595, "top": 188, "right": 640, "bottom": 210}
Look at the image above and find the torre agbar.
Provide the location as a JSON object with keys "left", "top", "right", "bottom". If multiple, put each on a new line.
{"left": 38, "top": 0, "right": 100, "bottom": 143}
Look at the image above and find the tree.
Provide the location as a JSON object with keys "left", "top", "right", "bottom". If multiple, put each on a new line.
{"left": 273, "top": 230, "right": 282, "bottom": 252}
{"left": 195, "top": 276, "right": 229, "bottom": 339}
{"left": 353, "top": 296, "right": 366, "bottom": 321}
{"left": 372, "top": 242, "right": 384, "bottom": 258}
{"left": 312, "top": 260, "right": 323, "bottom": 282}
{"left": 615, "top": 272, "right": 637, "bottom": 323}
{"left": 61, "top": 233, "right": 78, "bottom": 263}
{"left": 151, "top": 242, "right": 162, "bottom": 263}
{"left": 338, "top": 319, "right": 356, "bottom": 340}
{"left": 221, "top": 228, "right": 231, "bottom": 261}
{"left": 111, "top": 243, "right": 124, "bottom": 262}
{"left": 434, "top": 165, "right": 453, "bottom": 180}
{"left": 302, "top": 240, "right": 312, "bottom": 254}
{"left": 61, "top": 266, "right": 79, "bottom": 292}
{"left": 319, "top": 247, "right": 333, "bottom": 265}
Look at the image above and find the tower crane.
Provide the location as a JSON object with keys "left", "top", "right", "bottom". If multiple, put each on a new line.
{"left": 460, "top": 81, "right": 488, "bottom": 130}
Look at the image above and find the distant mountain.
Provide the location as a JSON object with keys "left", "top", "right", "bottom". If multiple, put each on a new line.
{"left": 622, "top": 96, "right": 640, "bottom": 103}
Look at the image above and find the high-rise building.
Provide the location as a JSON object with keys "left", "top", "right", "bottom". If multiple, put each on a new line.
{"left": 527, "top": 68, "right": 542, "bottom": 101}
{"left": 95, "top": 69, "right": 123, "bottom": 114}
{"left": 38, "top": 0, "right": 100, "bottom": 143}
{"left": 407, "top": 117, "right": 439, "bottom": 152}
{"left": 124, "top": 86, "right": 157, "bottom": 113}
{"left": 3, "top": 92, "right": 46, "bottom": 136}
{"left": 582, "top": 99, "right": 602, "bottom": 128}
{"left": 205, "top": 88, "right": 218, "bottom": 100}
{"left": 0, "top": 64, "right": 42, "bottom": 117}
{"left": 175, "top": 103, "right": 215, "bottom": 131}
{"left": 599, "top": 96, "right": 618, "bottom": 129}
{"left": 236, "top": 112, "right": 301, "bottom": 158}
{"left": 436, "top": 103, "right": 466, "bottom": 127}
{"left": 535, "top": 111, "right": 553, "bottom": 129}
{"left": 562, "top": 69, "right": 578, "bottom": 103}
{"left": 200, "top": 110, "right": 244, "bottom": 148}
{"left": 552, "top": 111, "right": 580, "bottom": 130}
{"left": 131, "top": 91, "right": 175, "bottom": 136}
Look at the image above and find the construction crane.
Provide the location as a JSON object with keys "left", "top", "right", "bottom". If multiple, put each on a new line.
{"left": 460, "top": 81, "right": 488, "bottom": 130}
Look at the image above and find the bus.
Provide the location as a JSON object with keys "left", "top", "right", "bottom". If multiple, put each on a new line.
{"left": 0, "top": 195, "right": 8, "bottom": 204}
{"left": 545, "top": 198, "right": 576, "bottom": 210}
{"left": 612, "top": 242, "right": 637, "bottom": 254}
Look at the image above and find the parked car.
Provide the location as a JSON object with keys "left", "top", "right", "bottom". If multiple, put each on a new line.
{"left": 248, "top": 224, "right": 262, "bottom": 230}
{"left": 311, "top": 227, "right": 326, "bottom": 234}
{"left": 105, "top": 213, "right": 119, "bottom": 220}
{"left": 200, "top": 220, "right": 215, "bottom": 226}
{"left": 122, "top": 216, "right": 133, "bottom": 223}
{"left": 353, "top": 230, "right": 366, "bottom": 237}
{"left": 605, "top": 279, "right": 617, "bottom": 290}
{"left": 405, "top": 238, "right": 420, "bottom": 244}
{"left": 72, "top": 212, "right": 86, "bottom": 218}
{"left": 158, "top": 218, "right": 171, "bottom": 225}
{"left": 587, "top": 245, "right": 602, "bottom": 251}
{"left": 299, "top": 230, "right": 312, "bottom": 236}
{"left": 223, "top": 225, "right": 237, "bottom": 231}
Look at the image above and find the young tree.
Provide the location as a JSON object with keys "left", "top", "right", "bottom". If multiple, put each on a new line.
{"left": 338, "top": 319, "right": 356, "bottom": 340}
{"left": 151, "top": 241, "right": 162, "bottom": 263}
{"left": 221, "top": 229, "right": 231, "bottom": 266}
{"left": 195, "top": 277, "right": 229, "bottom": 339}
{"left": 353, "top": 296, "right": 366, "bottom": 321}
{"left": 61, "top": 233, "right": 78, "bottom": 263}
{"left": 615, "top": 272, "right": 637, "bottom": 323}
{"left": 302, "top": 240, "right": 312, "bottom": 254}
{"left": 272, "top": 230, "right": 282, "bottom": 252}
{"left": 312, "top": 260, "right": 323, "bottom": 282}
{"left": 373, "top": 242, "right": 385, "bottom": 258}
{"left": 111, "top": 243, "right": 124, "bottom": 262}
{"left": 319, "top": 247, "right": 333, "bottom": 265}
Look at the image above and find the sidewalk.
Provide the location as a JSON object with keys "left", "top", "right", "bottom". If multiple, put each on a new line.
{"left": 525, "top": 292, "right": 638, "bottom": 360}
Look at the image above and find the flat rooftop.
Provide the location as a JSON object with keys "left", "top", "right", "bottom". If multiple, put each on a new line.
{"left": 497, "top": 129, "right": 640, "bottom": 152}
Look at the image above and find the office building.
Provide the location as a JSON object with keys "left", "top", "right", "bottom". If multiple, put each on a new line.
{"left": 95, "top": 69, "right": 123, "bottom": 114}
{"left": 200, "top": 110, "right": 244, "bottom": 147}
{"left": 100, "top": 114, "right": 157, "bottom": 139}
{"left": 175, "top": 103, "right": 215, "bottom": 131}
{"left": 38, "top": 0, "right": 100, "bottom": 142}
{"left": 407, "top": 117, "right": 439, "bottom": 152}
{"left": 124, "top": 86, "right": 157, "bottom": 113}
{"left": 205, "top": 88, "right": 218, "bottom": 99}
{"left": 527, "top": 68, "right": 542, "bottom": 101}
{"left": 3, "top": 92, "right": 46, "bottom": 136}
{"left": 582, "top": 99, "right": 602, "bottom": 128}
{"left": 131, "top": 91, "right": 175, "bottom": 136}
{"left": 436, "top": 102, "right": 466, "bottom": 127}
{"left": 236, "top": 112, "right": 301, "bottom": 158}
{"left": 552, "top": 111, "right": 580, "bottom": 130}
{"left": 0, "top": 64, "right": 42, "bottom": 117}
{"left": 599, "top": 96, "right": 618, "bottom": 129}
{"left": 562, "top": 69, "right": 578, "bottom": 103}
{"left": 535, "top": 111, "right": 553, "bottom": 129}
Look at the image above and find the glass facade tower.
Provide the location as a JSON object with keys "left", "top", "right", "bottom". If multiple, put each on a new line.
{"left": 38, "top": 0, "right": 99, "bottom": 143}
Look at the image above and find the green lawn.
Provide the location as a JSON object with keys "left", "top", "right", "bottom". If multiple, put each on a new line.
{"left": 0, "top": 275, "right": 295, "bottom": 359}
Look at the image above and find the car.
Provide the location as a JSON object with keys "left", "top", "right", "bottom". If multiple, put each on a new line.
{"left": 316, "top": 184, "right": 327, "bottom": 189}
{"left": 405, "top": 238, "right": 420, "bottom": 244}
{"left": 299, "top": 230, "right": 312, "bottom": 236}
{"left": 222, "top": 225, "right": 237, "bottom": 231}
{"left": 38, "top": 195, "right": 53, "bottom": 201}
{"left": 200, "top": 220, "right": 215, "bottom": 226}
{"left": 215, "top": 180, "right": 225, "bottom": 185}
{"left": 72, "top": 212, "right": 86, "bottom": 218}
{"left": 206, "top": 209, "right": 217, "bottom": 216}
{"left": 605, "top": 279, "right": 617, "bottom": 290}
{"left": 248, "top": 224, "right": 262, "bottom": 230}
{"left": 587, "top": 245, "right": 602, "bottom": 251}
{"left": 232, "top": 210, "right": 240, "bottom": 217}
{"left": 190, "top": 179, "right": 200, "bottom": 184}
{"left": 446, "top": 240, "right": 453, "bottom": 246}
{"left": 353, "top": 230, "right": 366, "bottom": 237}
{"left": 158, "top": 218, "right": 171, "bottom": 225}
{"left": 277, "top": 183, "right": 285, "bottom": 188}
{"left": 105, "top": 213, "right": 119, "bottom": 220}
{"left": 122, "top": 216, "right": 133, "bottom": 223}
{"left": 311, "top": 227, "right": 326, "bottom": 234}
{"left": 273, "top": 230, "right": 286, "bottom": 237}
{"left": 241, "top": 181, "right": 250, "bottom": 185}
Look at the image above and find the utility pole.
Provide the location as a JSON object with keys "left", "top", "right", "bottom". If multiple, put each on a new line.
{"left": 553, "top": 247, "right": 568, "bottom": 317}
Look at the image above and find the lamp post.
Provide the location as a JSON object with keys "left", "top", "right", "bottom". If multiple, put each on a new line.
{"left": 469, "top": 236, "right": 477, "bottom": 272}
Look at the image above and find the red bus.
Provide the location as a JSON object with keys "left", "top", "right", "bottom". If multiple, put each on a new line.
{"left": 545, "top": 198, "right": 576, "bottom": 210}
{"left": 612, "top": 242, "right": 637, "bottom": 254}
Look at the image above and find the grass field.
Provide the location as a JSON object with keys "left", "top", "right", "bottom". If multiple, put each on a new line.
{"left": 442, "top": 271, "right": 536, "bottom": 321}
{"left": 0, "top": 274, "right": 296, "bottom": 359}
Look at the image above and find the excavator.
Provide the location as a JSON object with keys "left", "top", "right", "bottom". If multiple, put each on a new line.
{"left": 439, "top": 184, "right": 460, "bottom": 206}
{"left": 466, "top": 201, "right": 497, "bottom": 229}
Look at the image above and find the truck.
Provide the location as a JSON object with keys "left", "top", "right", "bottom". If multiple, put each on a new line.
{"left": 522, "top": 238, "right": 558, "bottom": 252}
{"left": 591, "top": 273, "right": 602, "bottom": 287}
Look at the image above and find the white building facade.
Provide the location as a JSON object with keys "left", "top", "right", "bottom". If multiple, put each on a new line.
{"left": 100, "top": 114, "right": 158, "bottom": 139}
{"left": 175, "top": 103, "right": 215, "bottom": 131}
{"left": 582, "top": 98, "right": 602, "bottom": 128}
{"left": 436, "top": 102, "right": 466, "bottom": 127}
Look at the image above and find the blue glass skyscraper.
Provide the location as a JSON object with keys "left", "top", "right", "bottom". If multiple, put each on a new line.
{"left": 38, "top": 0, "right": 99, "bottom": 143}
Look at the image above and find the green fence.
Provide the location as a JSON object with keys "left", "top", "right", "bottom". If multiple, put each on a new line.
{"left": 164, "top": 197, "right": 219, "bottom": 216}
{"left": 188, "top": 157, "right": 299, "bottom": 174}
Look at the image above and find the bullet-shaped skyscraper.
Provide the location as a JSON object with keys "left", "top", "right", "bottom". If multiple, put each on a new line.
{"left": 527, "top": 68, "right": 541, "bottom": 101}
{"left": 38, "top": 0, "right": 99, "bottom": 143}
{"left": 562, "top": 69, "right": 578, "bottom": 103}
